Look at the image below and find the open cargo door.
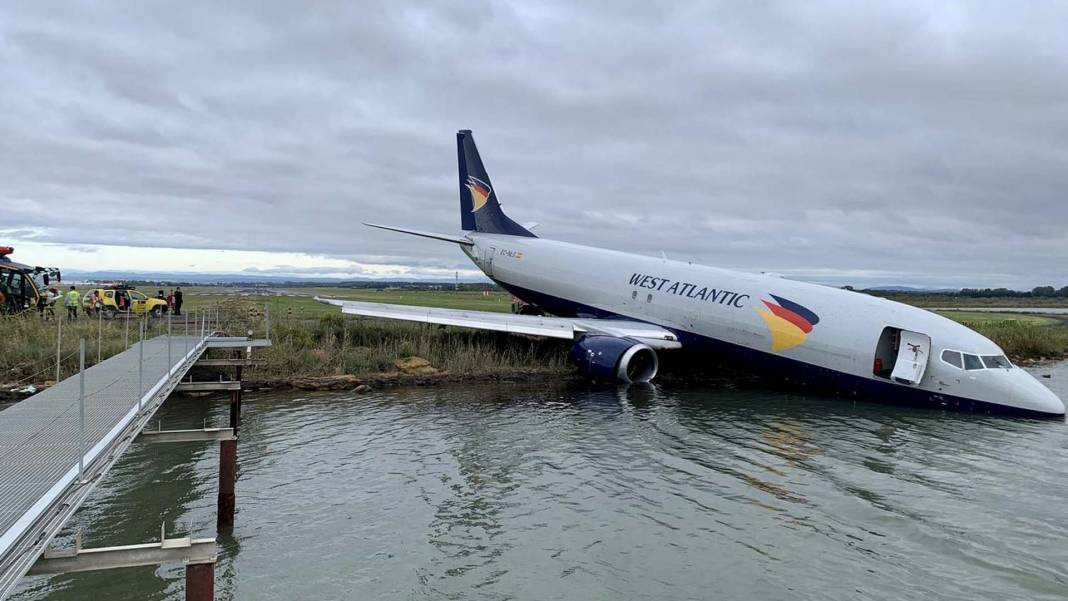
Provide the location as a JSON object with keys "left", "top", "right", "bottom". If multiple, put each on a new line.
{"left": 890, "top": 330, "right": 931, "bottom": 385}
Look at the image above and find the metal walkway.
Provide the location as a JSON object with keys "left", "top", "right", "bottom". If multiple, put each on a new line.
{"left": 0, "top": 334, "right": 218, "bottom": 599}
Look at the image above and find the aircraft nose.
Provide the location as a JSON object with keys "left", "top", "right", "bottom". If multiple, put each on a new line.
{"left": 1015, "top": 371, "right": 1065, "bottom": 416}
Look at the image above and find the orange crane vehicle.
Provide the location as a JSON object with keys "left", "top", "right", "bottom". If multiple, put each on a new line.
{"left": 0, "top": 246, "right": 63, "bottom": 315}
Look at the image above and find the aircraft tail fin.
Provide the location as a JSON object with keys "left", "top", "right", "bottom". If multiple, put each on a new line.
{"left": 457, "top": 130, "right": 536, "bottom": 237}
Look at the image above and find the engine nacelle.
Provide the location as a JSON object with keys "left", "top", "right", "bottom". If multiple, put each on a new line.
{"left": 569, "top": 335, "right": 659, "bottom": 383}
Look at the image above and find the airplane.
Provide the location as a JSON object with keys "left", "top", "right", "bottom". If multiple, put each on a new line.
{"left": 317, "top": 130, "right": 1065, "bottom": 417}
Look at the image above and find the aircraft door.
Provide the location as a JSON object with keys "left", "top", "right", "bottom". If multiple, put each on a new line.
{"left": 482, "top": 246, "right": 495, "bottom": 277}
{"left": 890, "top": 330, "right": 931, "bottom": 385}
{"left": 130, "top": 291, "right": 146, "bottom": 313}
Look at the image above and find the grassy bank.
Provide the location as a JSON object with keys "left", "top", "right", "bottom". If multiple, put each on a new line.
{"left": 928, "top": 310, "right": 1068, "bottom": 360}
{"left": 250, "top": 313, "right": 570, "bottom": 381}
{"left": 877, "top": 294, "right": 1068, "bottom": 308}
{"left": 180, "top": 287, "right": 513, "bottom": 319}
{"left": 948, "top": 319, "right": 1068, "bottom": 361}
{"left": 0, "top": 314, "right": 162, "bottom": 387}
{"left": 0, "top": 306, "right": 571, "bottom": 391}
{"left": 3, "top": 295, "right": 1067, "bottom": 394}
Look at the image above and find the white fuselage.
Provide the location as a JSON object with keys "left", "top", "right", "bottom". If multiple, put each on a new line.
{"left": 462, "top": 233, "right": 1064, "bottom": 416}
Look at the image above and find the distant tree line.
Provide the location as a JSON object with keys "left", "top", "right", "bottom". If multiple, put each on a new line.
{"left": 953, "top": 286, "right": 1068, "bottom": 298}
{"left": 862, "top": 286, "right": 1068, "bottom": 298}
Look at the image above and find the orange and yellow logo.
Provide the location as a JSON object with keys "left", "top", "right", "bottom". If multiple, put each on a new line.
{"left": 756, "top": 295, "right": 820, "bottom": 352}
{"left": 466, "top": 176, "right": 492, "bottom": 212}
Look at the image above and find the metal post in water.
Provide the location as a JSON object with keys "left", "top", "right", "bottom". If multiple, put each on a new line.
{"left": 78, "top": 339, "right": 86, "bottom": 483}
{"left": 55, "top": 314, "right": 62, "bottom": 382}
{"left": 186, "top": 561, "right": 214, "bottom": 601}
{"left": 138, "top": 321, "right": 145, "bottom": 410}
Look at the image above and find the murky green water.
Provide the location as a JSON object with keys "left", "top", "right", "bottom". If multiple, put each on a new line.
{"left": 10, "top": 364, "right": 1068, "bottom": 600}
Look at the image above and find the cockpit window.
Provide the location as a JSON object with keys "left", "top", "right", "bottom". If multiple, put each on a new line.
{"left": 981, "top": 355, "right": 1012, "bottom": 369}
{"left": 963, "top": 354, "right": 984, "bottom": 370}
{"left": 941, "top": 350, "right": 963, "bottom": 369}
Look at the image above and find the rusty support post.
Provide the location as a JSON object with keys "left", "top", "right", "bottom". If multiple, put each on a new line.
{"left": 228, "top": 389, "right": 241, "bottom": 433}
{"left": 217, "top": 439, "right": 237, "bottom": 529}
{"left": 185, "top": 561, "right": 214, "bottom": 601}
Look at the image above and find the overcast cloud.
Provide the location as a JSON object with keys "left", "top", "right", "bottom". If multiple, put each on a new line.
{"left": 1, "top": 1, "right": 1066, "bottom": 287}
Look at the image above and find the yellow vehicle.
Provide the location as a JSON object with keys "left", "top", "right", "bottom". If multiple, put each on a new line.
{"left": 82, "top": 285, "right": 169, "bottom": 318}
{"left": 0, "top": 246, "right": 62, "bottom": 315}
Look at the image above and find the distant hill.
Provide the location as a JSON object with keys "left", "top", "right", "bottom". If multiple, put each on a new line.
{"left": 63, "top": 270, "right": 483, "bottom": 286}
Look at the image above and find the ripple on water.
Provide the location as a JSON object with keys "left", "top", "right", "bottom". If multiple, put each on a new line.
{"left": 10, "top": 368, "right": 1068, "bottom": 601}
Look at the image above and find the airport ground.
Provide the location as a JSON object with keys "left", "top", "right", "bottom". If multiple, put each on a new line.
{"left": 2, "top": 286, "right": 1067, "bottom": 397}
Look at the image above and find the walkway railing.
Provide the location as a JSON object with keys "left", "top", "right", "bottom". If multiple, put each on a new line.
{"left": 0, "top": 318, "right": 219, "bottom": 599}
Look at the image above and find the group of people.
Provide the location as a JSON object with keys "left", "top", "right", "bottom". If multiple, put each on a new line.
{"left": 56, "top": 285, "right": 184, "bottom": 321}
{"left": 155, "top": 288, "right": 185, "bottom": 316}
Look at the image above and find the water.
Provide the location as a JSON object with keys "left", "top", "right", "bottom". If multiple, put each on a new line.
{"left": 10, "top": 364, "right": 1068, "bottom": 601}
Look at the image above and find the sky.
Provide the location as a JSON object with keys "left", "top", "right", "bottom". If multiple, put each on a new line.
{"left": 1, "top": 1, "right": 1066, "bottom": 288}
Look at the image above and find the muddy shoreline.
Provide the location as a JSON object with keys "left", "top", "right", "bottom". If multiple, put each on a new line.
{"left": 0, "top": 367, "right": 578, "bottom": 402}
{"left": 4, "top": 358, "right": 1065, "bottom": 403}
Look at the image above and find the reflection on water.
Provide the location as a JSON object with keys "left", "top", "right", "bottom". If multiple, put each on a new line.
{"left": 9, "top": 363, "right": 1068, "bottom": 601}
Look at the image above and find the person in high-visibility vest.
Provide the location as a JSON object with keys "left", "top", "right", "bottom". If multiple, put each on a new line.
{"left": 64, "top": 286, "right": 80, "bottom": 322}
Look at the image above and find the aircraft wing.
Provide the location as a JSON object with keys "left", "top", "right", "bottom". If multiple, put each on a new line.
{"left": 314, "top": 297, "right": 682, "bottom": 350}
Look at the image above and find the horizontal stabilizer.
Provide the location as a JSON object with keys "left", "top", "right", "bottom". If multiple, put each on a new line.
{"left": 363, "top": 223, "right": 474, "bottom": 245}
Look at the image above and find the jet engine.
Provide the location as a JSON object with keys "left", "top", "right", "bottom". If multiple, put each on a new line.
{"left": 570, "top": 335, "right": 659, "bottom": 383}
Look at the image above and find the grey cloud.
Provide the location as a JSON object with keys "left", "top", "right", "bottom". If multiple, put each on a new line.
{"left": 1, "top": 0, "right": 1066, "bottom": 288}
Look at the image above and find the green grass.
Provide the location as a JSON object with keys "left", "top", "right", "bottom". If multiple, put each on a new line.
{"left": 934, "top": 311, "right": 1068, "bottom": 359}
{"left": 0, "top": 313, "right": 163, "bottom": 385}
{"left": 962, "top": 321, "right": 1068, "bottom": 360}
{"left": 879, "top": 294, "right": 1068, "bottom": 308}
{"left": 935, "top": 310, "right": 1060, "bottom": 326}
{"left": 254, "top": 313, "right": 569, "bottom": 380}
{"left": 179, "top": 287, "right": 513, "bottom": 319}
{"left": 5, "top": 286, "right": 1066, "bottom": 390}
{"left": 0, "top": 291, "right": 567, "bottom": 388}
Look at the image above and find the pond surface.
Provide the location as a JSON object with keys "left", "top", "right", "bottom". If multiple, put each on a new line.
{"left": 11, "top": 364, "right": 1068, "bottom": 600}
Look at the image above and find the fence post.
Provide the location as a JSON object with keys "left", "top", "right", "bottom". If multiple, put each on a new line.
{"left": 124, "top": 305, "right": 130, "bottom": 350}
{"left": 138, "top": 321, "right": 145, "bottom": 410}
{"left": 78, "top": 339, "right": 86, "bottom": 483}
{"left": 55, "top": 314, "right": 62, "bottom": 382}
{"left": 265, "top": 304, "right": 270, "bottom": 341}
{"left": 167, "top": 313, "right": 172, "bottom": 376}
{"left": 97, "top": 307, "right": 103, "bottom": 365}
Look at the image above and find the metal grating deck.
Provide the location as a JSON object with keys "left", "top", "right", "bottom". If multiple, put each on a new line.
{"left": 0, "top": 335, "right": 207, "bottom": 599}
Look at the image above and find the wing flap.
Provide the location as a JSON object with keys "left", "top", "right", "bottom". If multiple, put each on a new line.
{"left": 314, "top": 297, "right": 681, "bottom": 349}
